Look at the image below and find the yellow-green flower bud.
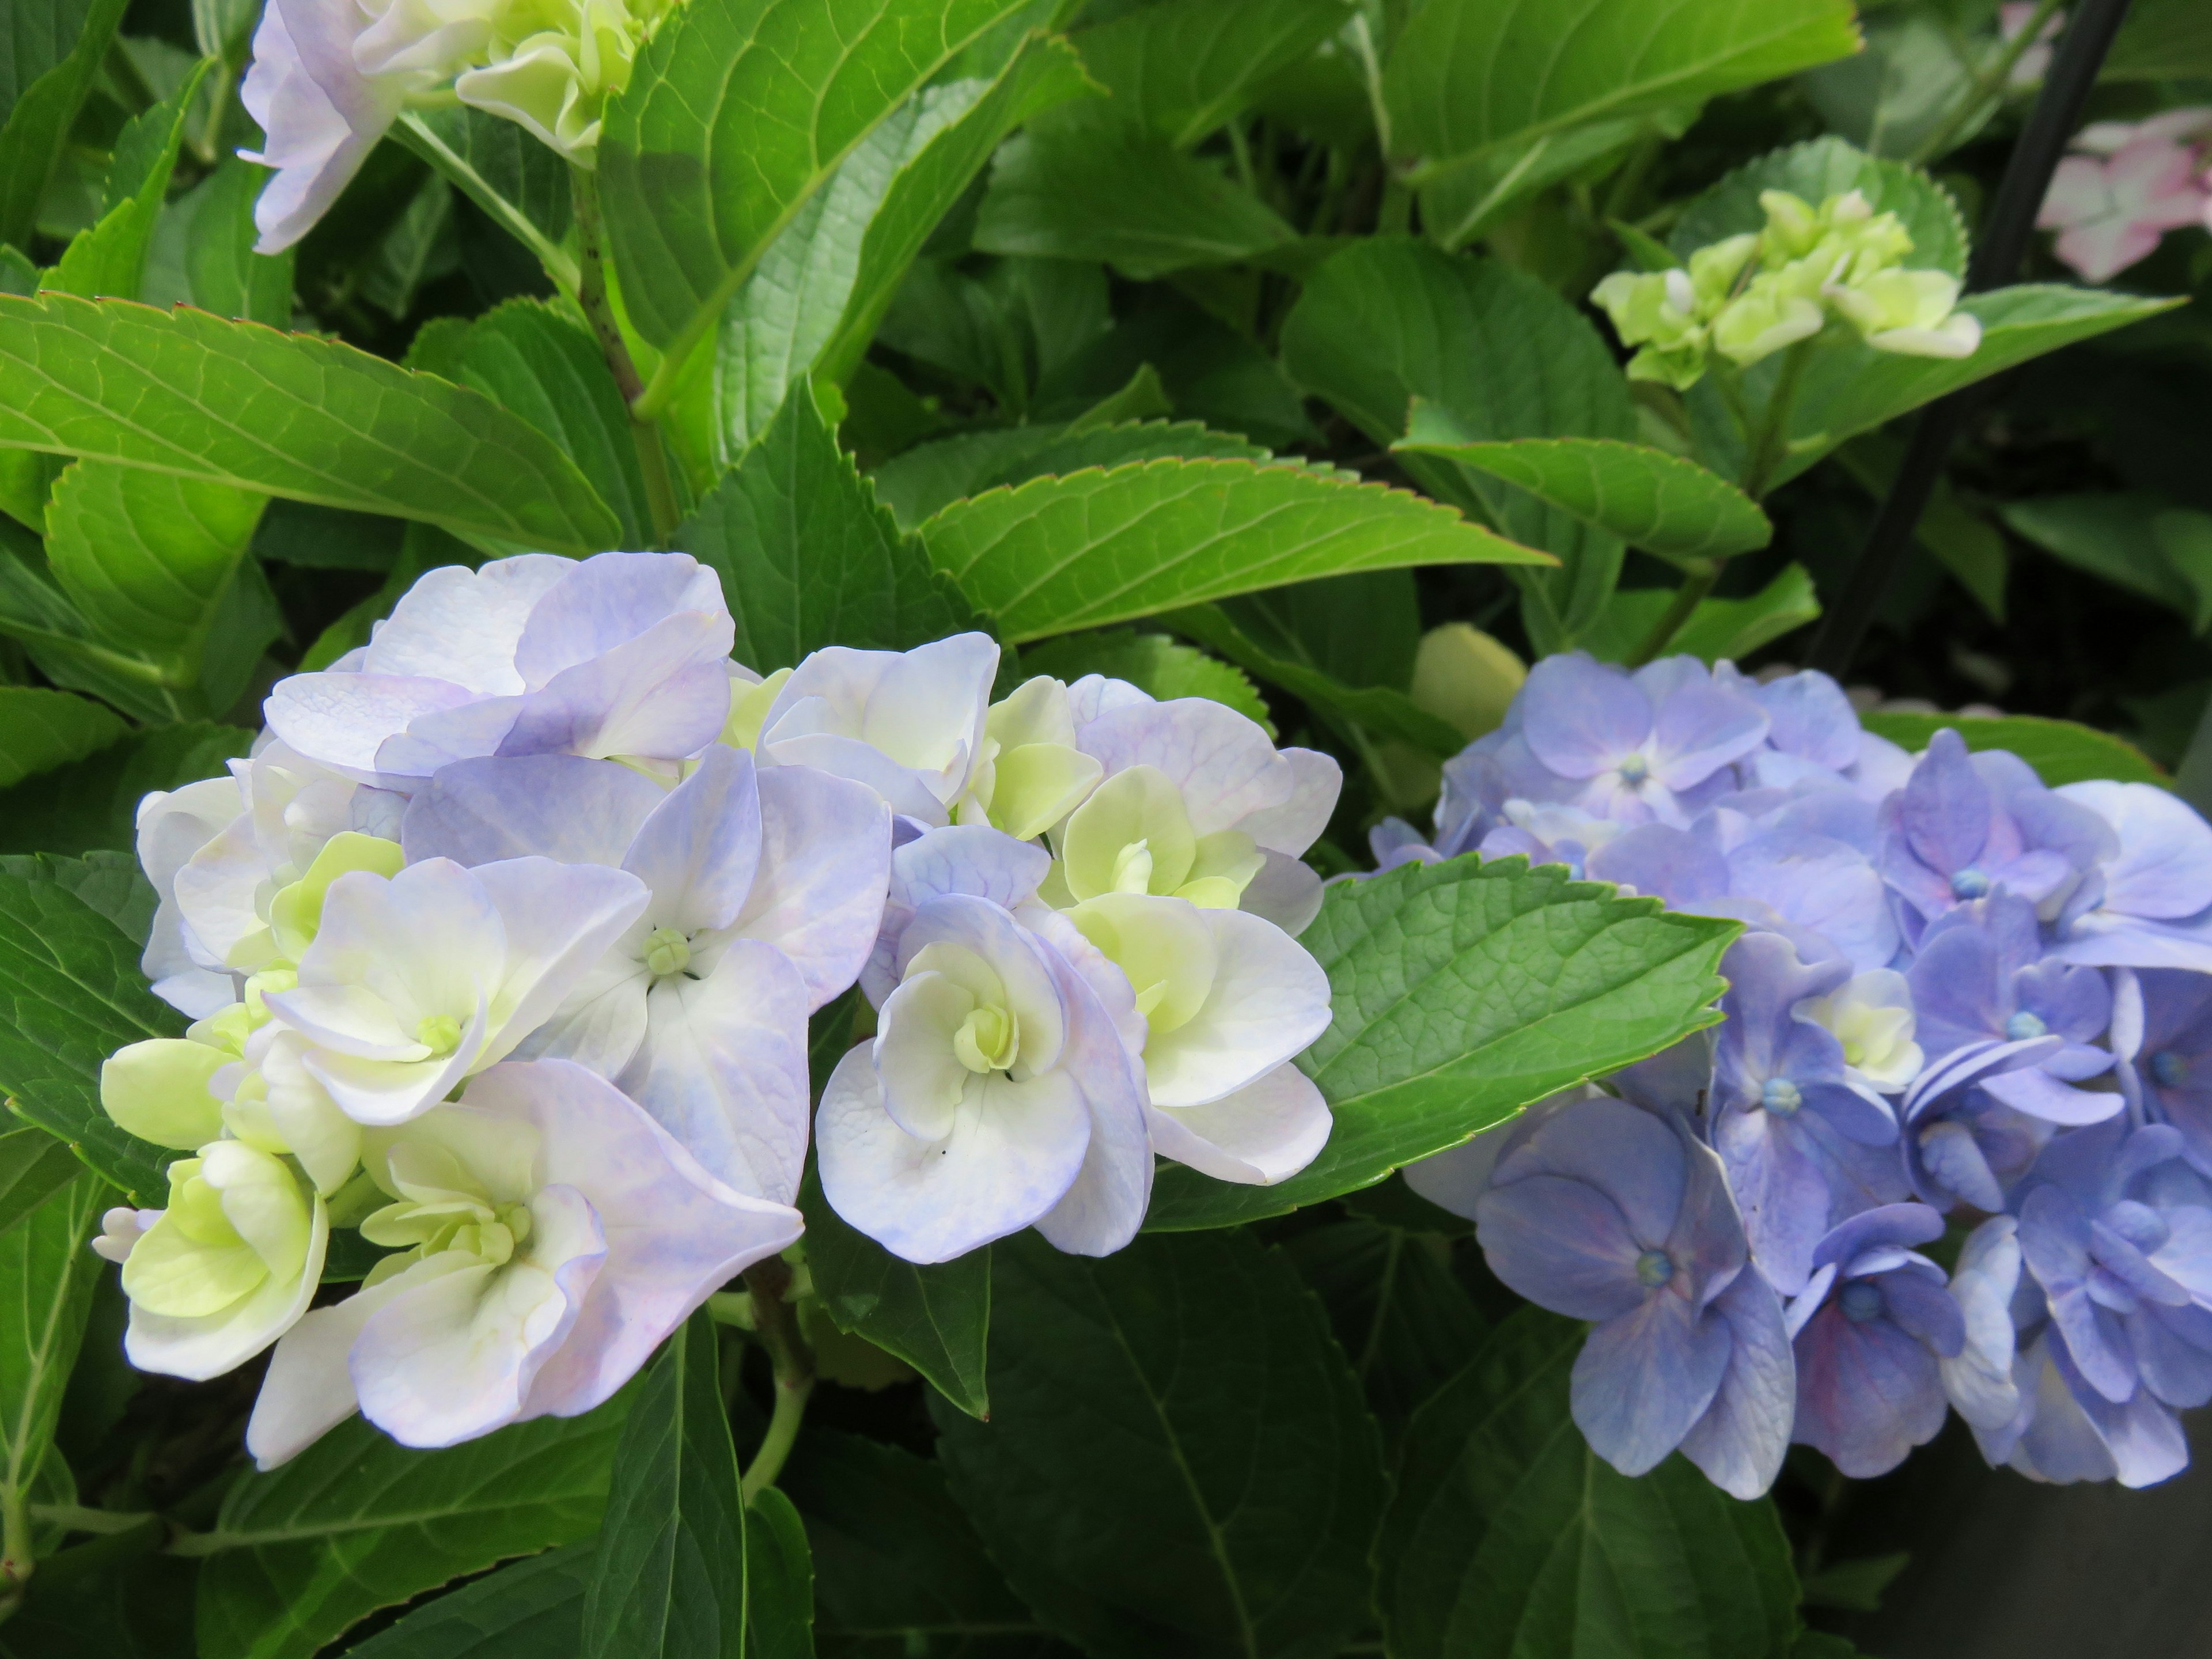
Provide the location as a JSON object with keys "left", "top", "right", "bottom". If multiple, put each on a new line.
{"left": 267, "top": 832, "right": 404, "bottom": 961}
{"left": 1827, "top": 268, "right": 1982, "bottom": 358}
{"left": 723, "top": 667, "right": 793, "bottom": 752}
{"left": 1410, "top": 624, "right": 1526, "bottom": 743}
{"left": 101, "top": 1039, "right": 229, "bottom": 1149}
{"left": 1710, "top": 274, "right": 1825, "bottom": 367}
{"left": 956, "top": 677, "right": 1104, "bottom": 842}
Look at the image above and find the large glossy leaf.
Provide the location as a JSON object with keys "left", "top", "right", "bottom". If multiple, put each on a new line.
{"left": 0, "top": 0, "right": 128, "bottom": 248}
{"left": 0, "top": 294, "right": 622, "bottom": 554}
{"left": 744, "top": 1488, "right": 815, "bottom": 1659}
{"left": 0, "top": 686, "right": 123, "bottom": 787}
{"left": 1378, "top": 1309, "right": 1800, "bottom": 1659}
{"left": 933, "top": 1230, "right": 1388, "bottom": 1659}
{"left": 0, "top": 1124, "right": 83, "bottom": 1234}
{"left": 0, "top": 1172, "right": 105, "bottom": 1558}
{"left": 1070, "top": 0, "right": 1349, "bottom": 147}
{"left": 600, "top": 0, "right": 1036, "bottom": 387}
{"left": 1279, "top": 239, "right": 1634, "bottom": 653}
{"left": 582, "top": 1312, "right": 745, "bottom": 1659}
{"left": 1382, "top": 0, "right": 1860, "bottom": 176}
{"left": 800, "top": 1165, "right": 990, "bottom": 1419}
{"left": 45, "top": 62, "right": 206, "bottom": 303}
{"left": 195, "top": 1395, "right": 632, "bottom": 1659}
{"left": 0, "top": 872, "right": 183, "bottom": 1205}
{"left": 1859, "top": 711, "right": 2168, "bottom": 789}
{"left": 973, "top": 110, "right": 1297, "bottom": 280}
{"left": 0, "top": 718, "right": 250, "bottom": 857}
{"left": 675, "top": 380, "right": 977, "bottom": 673}
{"left": 783, "top": 1430, "right": 1066, "bottom": 1654}
{"left": 921, "top": 456, "right": 1546, "bottom": 642}
{"left": 1145, "top": 855, "right": 1736, "bottom": 1230}
{"left": 0, "top": 848, "right": 157, "bottom": 944}
{"left": 1394, "top": 429, "right": 1772, "bottom": 565}
{"left": 344, "top": 1544, "right": 594, "bottom": 1659}
{"left": 143, "top": 157, "right": 296, "bottom": 326}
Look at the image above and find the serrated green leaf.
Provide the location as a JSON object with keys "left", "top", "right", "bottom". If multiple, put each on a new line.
{"left": 2001, "top": 493, "right": 2204, "bottom": 627}
{"left": 44, "top": 60, "right": 208, "bottom": 302}
{"left": 933, "top": 1230, "right": 1387, "bottom": 1659}
{"left": 0, "top": 718, "right": 250, "bottom": 857}
{"left": 1422, "top": 111, "right": 1687, "bottom": 252}
{"left": 1, "top": 1172, "right": 105, "bottom": 1565}
{"left": 800, "top": 1164, "right": 990, "bottom": 1419}
{"left": 142, "top": 157, "right": 296, "bottom": 326}
{"left": 0, "top": 687, "right": 123, "bottom": 786}
{"left": 1021, "top": 627, "right": 1273, "bottom": 734}
{"left": 342, "top": 1543, "right": 594, "bottom": 1659}
{"left": 744, "top": 1487, "right": 815, "bottom": 1659}
{"left": 195, "top": 1394, "right": 632, "bottom": 1659}
{"left": 1384, "top": 0, "right": 1860, "bottom": 176}
{"left": 396, "top": 107, "right": 577, "bottom": 292}
{"left": 1582, "top": 562, "right": 1821, "bottom": 666}
{"left": 1378, "top": 1309, "right": 1800, "bottom": 1659}
{"left": 0, "top": 0, "right": 128, "bottom": 249}
{"left": 1071, "top": 0, "right": 1350, "bottom": 147}
{"left": 973, "top": 108, "right": 1297, "bottom": 279}
{"left": 1672, "top": 135, "right": 1968, "bottom": 275}
{"left": 675, "top": 380, "right": 977, "bottom": 673}
{"left": 922, "top": 456, "right": 1547, "bottom": 643}
{"left": 782, "top": 1430, "right": 1062, "bottom": 1652}
{"left": 0, "top": 873, "right": 180, "bottom": 1203}
{"left": 1279, "top": 238, "right": 1634, "bottom": 654}
{"left": 582, "top": 1312, "right": 745, "bottom": 1659}
{"left": 1394, "top": 428, "right": 1772, "bottom": 565}
{"left": 1859, "top": 711, "right": 2168, "bottom": 789}
{"left": 0, "top": 1125, "right": 82, "bottom": 1235}
{"left": 358, "top": 173, "right": 457, "bottom": 320}
{"left": 0, "top": 293, "right": 622, "bottom": 554}
{"left": 871, "top": 418, "right": 1271, "bottom": 531}
{"left": 600, "top": 0, "right": 1037, "bottom": 391}
{"left": 0, "top": 848, "right": 157, "bottom": 944}
{"left": 1145, "top": 856, "right": 1736, "bottom": 1230}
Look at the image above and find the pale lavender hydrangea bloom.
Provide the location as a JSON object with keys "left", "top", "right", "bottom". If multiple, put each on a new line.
{"left": 1472, "top": 1093, "right": 1793, "bottom": 1498}
{"left": 2121, "top": 969, "right": 2212, "bottom": 1173}
{"left": 2048, "top": 782, "right": 2212, "bottom": 972}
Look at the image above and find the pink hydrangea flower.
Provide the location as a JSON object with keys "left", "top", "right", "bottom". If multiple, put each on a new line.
{"left": 2037, "top": 112, "right": 2212, "bottom": 282}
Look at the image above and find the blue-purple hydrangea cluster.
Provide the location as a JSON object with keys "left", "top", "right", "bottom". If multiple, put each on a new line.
{"left": 1392, "top": 653, "right": 2212, "bottom": 1496}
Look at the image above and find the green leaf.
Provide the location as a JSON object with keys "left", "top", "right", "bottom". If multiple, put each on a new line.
{"left": 784, "top": 1430, "right": 1063, "bottom": 1652}
{"left": 0, "top": 0, "right": 128, "bottom": 249}
{"left": 870, "top": 418, "right": 1271, "bottom": 531}
{"left": 1378, "top": 1308, "right": 1800, "bottom": 1659}
{"left": 0, "top": 1173, "right": 104, "bottom": 1562}
{"left": 2105, "top": 0, "right": 2212, "bottom": 80}
{"left": 396, "top": 107, "right": 576, "bottom": 293}
{"left": 684, "top": 33, "right": 1093, "bottom": 465}
{"left": 743, "top": 1487, "right": 815, "bottom": 1659}
{"left": 0, "top": 718, "right": 250, "bottom": 857}
{"left": 0, "top": 1125, "right": 82, "bottom": 1235}
{"left": 675, "top": 380, "right": 977, "bottom": 673}
{"left": 1799, "top": 14, "right": 1978, "bottom": 162}
{"left": 1393, "top": 429, "right": 1772, "bottom": 565}
{"left": 2002, "top": 493, "right": 2212, "bottom": 631}
{"left": 155, "top": 159, "right": 295, "bottom": 326}
{"left": 0, "top": 293, "right": 622, "bottom": 555}
{"left": 599, "top": 0, "right": 1037, "bottom": 385}
{"left": 1799, "top": 1552, "right": 1910, "bottom": 1613}
{"left": 1144, "top": 855, "right": 1736, "bottom": 1230}
{"left": 1163, "top": 603, "right": 1461, "bottom": 755}
{"left": 1581, "top": 562, "right": 1822, "bottom": 666}
{"left": 1020, "top": 627, "right": 1273, "bottom": 733}
{"left": 1279, "top": 1219, "right": 1487, "bottom": 1436}
{"left": 0, "top": 848, "right": 157, "bottom": 944}
{"left": 582, "top": 1312, "right": 745, "bottom": 1659}
{"left": 45, "top": 60, "right": 209, "bottom": 302}
{"left": 195, "top": 1395, "right": 632, "bottom": 1659}
{"left": 1858, "top": 711, "right": 2169, "bottom": 789}
{"left": 1671, "top": 137, "right": 1968, "bottom": 277}
{"left": 1383, "top": 0, "right": 1859, "bottom": 176}
{"left": 0, "top": 873, "right": 183, "bottom": 1204}
{"left": 934, "top": 1230, "right": 1387, "bottom": 1659}
{"left": 0, "top": 687, "right": 123, "bottom": 787}
{"left": 358, "top": 174, "right": 457, "bottom": 320}
{"left": 921, "top": 456, "right": 1547, "bottom": 643}
{"left": 1278, "top": 239, "right": 1634, "bottom": 653}
{"left": 343, "top": 1544, "right": 594, "bottom": 1659}
{"left": 1071, "top": 0, "right": 1350, "bottom": 147}
{"left": 973, "top": 108, "right": 1297, "bottom": 280}
{"left": 1421, "top": 111, "right": 1689, "bottom": 252}
{"left": 800, "top": 1165, "right": 990, "bottom": 1419}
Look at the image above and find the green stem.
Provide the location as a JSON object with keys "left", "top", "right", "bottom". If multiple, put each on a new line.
{"left": 1346, "top": 13, "right": 1392, "bottom": 159}
{"left": 1739, "top": 339, "right": 1816, "bottom": 501}
{"left": 570, "top": 165, "right": 683, "bottom": 547}
{"left": 28, "top": 1505, "right": 155, "bottom": 1537}
{"left": 1627, "top": 560, "right": 1718, "bottom": 668}
{"left": 738, "top": 1258, "right": 814, "bottom": 1504}
{"left": 1912, "top": 0, "right": 2067, "bottom": 163}
{"left": 2, "top": 1483, "right": 31, "bottom": 1611}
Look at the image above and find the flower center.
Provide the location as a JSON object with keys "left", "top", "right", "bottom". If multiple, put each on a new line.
{"left": 1634, "top": 1248, "right": 1675, "bottom": 1289}
{"left": 415, "top": 1013, "right": 463, "bottom": 1055}
{"left": 2004, "top": 1010, "right": 2048, "bottom": 1041}
{"left": 1762, "top": 1077, "right": 1803, "bottom": 1116}
{"left": 643, "top": 926, "right": 692, "bottom": 980}
{"left": 2153, "top": 1050, "right": 2190, "bottom": 1089}
{"left": 1110, "top": 839, "right": 1156, "bottom": 895}
{"left": 1616, "top": 752, "right": 1651, "bottom": 785}
{"left": 1839, "top": 1281, "right": 1885, "bottom": 1323}
{"left": 953, "top": 1005, "right": 1017, "bottom": 1074}
{"left": 1950, "top": 866, "right": 1990, "bottom": 900}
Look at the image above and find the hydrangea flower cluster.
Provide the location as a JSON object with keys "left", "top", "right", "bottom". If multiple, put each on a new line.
{"left": 94, "top": 551, "right": 1340, "bottom": 1461}
{"left": 1592, "top": 188, "right": 1983, "bottom": 391}
{"left": 2036, "top": 109, "right": 2212, "bottom": 283}
{"left": 1392, "top": 652, "right": 2212, "bottom": 1494}
{"left": 241, "top": 0, "right": 674, "bottom": 251}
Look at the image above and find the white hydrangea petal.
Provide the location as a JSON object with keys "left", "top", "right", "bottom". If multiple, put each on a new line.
{"left": 1238, "top": 747, "right": 1343, "bottom": 855}
{"left": 510, "top": 553, "right": 726, "bottom": 689}
{"left": 365, "top": 558, "right": 574, "bottom": 693}
{"left": 864, "top": 825, "right": 1052, "bottom": 1004}
{"left": 1143, "top": 908, "right": 1332, "bottom": 1109}
{"left": 238, "top": 0, "right": 412, "bottom": 253}
{"left": 470, "top": 857, "right": 652, "bottom": 1065}
{"left": 400, "top": 755, "right": 662, "bottom": 868}
{"left": 123, "top": 1198, "right": 327, "bottom": 1382}
{"left": 1031, "top": 953, "right": 1153, "bottom": 1258}
{"left": 622, "top": 744, "right": 763, "bottom": 935}
{"left": 263, "top": 672, "right": 482, "bottom": 785}
{"left": 501, "top": 615, "right": 735, "bottom": 762}
{"left": 873, "top": 970, "right": 980, "bottom": 1143}
{"left": 513, "top": 957, "right": 650, "bottom": 1078}
{"left": 1077, "top": 698, "right": 1290, "bottom": 836}
{"left": 1147, "top": 1062, "right": 1331, "bottom": 1185}
{"left": 1239, "top": 850, "right": 1324, "bottom": 935}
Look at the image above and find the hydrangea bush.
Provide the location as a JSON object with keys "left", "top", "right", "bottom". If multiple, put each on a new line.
{"left": 0, "top": 0, "right": 2208, "bottom": 1656}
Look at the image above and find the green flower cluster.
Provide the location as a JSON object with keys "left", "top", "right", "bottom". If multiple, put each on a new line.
{"left": 1593, "top": 188, "right": 1983, "bottom": 390}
